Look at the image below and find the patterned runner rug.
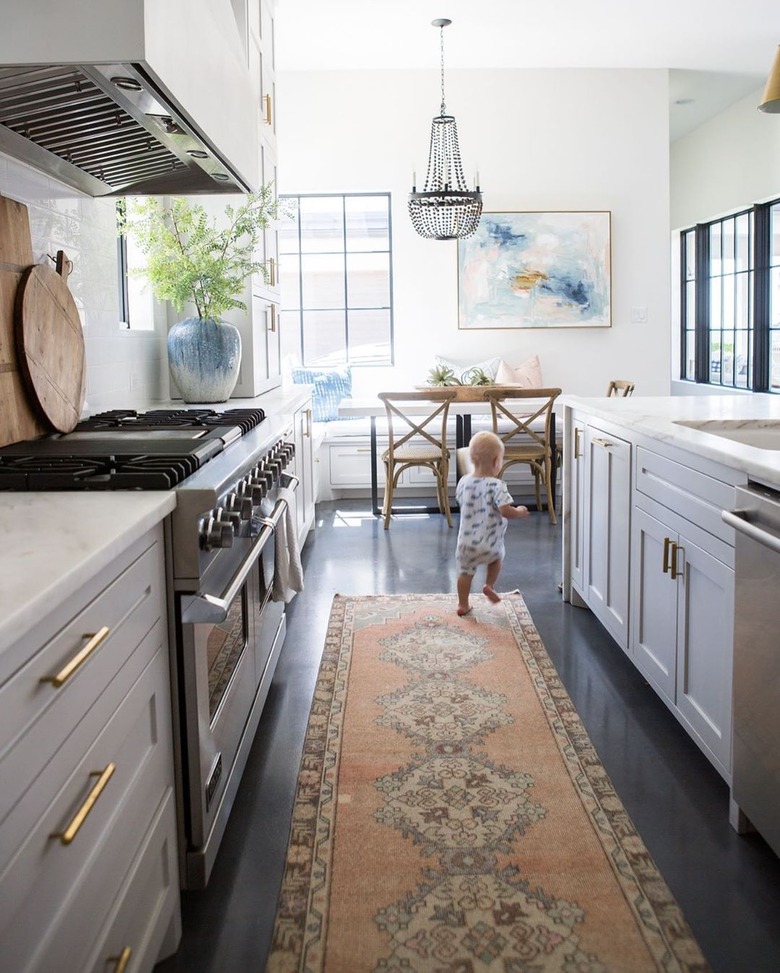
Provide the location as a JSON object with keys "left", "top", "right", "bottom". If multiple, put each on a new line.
{"left": 267, "top": 593, "right": 710, "bottom": 973}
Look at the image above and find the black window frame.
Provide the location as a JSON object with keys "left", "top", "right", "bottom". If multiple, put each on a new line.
{"left": 278, "top": 191, "right": 395, "bottom": 368}
{"left": 680, "top": 198, "right": 779, "bottom": 393}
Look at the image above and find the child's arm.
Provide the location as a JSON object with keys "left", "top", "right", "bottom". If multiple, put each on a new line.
{"left": 499, "top": 503, "right": 530, "bottom": 520}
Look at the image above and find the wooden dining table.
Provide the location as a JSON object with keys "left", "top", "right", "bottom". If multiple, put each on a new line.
{"left": 337, "top": 388, "right": 559, "bottom": 516}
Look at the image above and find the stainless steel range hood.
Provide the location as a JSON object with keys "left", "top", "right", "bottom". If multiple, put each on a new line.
{"left": 0, "top": 0, "right": 260, "bottom": 196}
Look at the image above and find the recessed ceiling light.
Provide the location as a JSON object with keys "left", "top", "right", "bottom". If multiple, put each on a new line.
{"left": 212, "top": 173, "right": 230, "bottom": 181}
{"left": 187, "top": 149, "right": 209, "bottom": 159}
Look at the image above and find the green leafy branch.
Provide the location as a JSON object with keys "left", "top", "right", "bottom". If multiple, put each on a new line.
{"left": 119, "top": 184, "right": 279, "bottom": 321}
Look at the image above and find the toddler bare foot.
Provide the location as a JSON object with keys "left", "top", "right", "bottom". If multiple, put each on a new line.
{"left": 457, "top": 604, "right": 472, "bottom": 616}
{"left": 483, "top": 585, "right": 501, "bottom": 604}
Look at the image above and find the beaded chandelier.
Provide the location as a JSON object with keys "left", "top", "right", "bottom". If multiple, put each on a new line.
{"left": 408, "top": 18, "right": 482, "bottom": 241}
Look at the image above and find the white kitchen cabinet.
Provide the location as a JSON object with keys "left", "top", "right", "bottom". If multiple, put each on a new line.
{"left": 569, "top": 417, "right": 586, "bottom": 592}
{"left": 580, "top": 421, "right": 632, "bottom": 650}
{"left": 631, "top": 450, "right": 735, "bottom": 779}
{"left": 0, "top": 527, "right": 180, "bottom": 973}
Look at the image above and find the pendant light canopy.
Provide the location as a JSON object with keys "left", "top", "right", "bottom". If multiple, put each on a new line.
{"left": 758, "top": 45, "right": 780, "bottom": 113}
{"left": 408, "top": 18, "right": 482, "bottom": 241}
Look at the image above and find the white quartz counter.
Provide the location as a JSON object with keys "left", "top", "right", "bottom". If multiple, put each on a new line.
{"left": 0, "top": 492, "right": 176, "bottom": 653}
{"left": 561, "top": 393, "right": 780, "bottom": 487}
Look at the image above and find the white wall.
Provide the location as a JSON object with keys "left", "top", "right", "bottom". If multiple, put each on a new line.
{"left": 669, "top": 86, "right": 780, "bottom": 395}
{"left": 277, "top": 67, "right": 672, "bottom": 397}
{"left": 0, "top": 153, "right": 168, "bottom": 413}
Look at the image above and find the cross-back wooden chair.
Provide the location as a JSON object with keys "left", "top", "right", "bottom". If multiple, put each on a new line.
{"left": 377, "top": 389, "right": 457, "bottom": 529}
{"left": 484, "top": 387, "right": 562, "bottom": 524}
{"left": 606, "top": 379, "right": 635, "bottom": 397}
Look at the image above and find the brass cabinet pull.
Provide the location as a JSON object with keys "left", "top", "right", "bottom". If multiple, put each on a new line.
{"left": 108, "top": 947, "right": 132, "bottom": 973}
{"left": 591, "top": 437, "right": 613, "bottom": 449}
{"left": 306, "top": 408, "right": 312, "bottom": 438}
{"left": 574, "top": 426, "right": 582, "bottom": 459}
{"left": 51, "top": 763, "right": 116, "bottom": 845}
{"left": 662, "top": 536, "right": 671, "bottom": 573}
{"left": 267, "top": 256, "right": 276, "bottom": 287}
{"left": 670, "top": 541, "right": 683, "bottom": 580}
{"left": 268, "top": 303, "right": 277, "bottom": 332}
{"left": 263, "top": 93, "right": 273, "bottom": 126}
{"left": 40, "top": 626, "right": 110, "bottom": 688}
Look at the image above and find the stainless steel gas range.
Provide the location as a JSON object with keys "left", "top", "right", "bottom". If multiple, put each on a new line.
{"left": 0, "top": 406, "right": 300, "bottom": 888}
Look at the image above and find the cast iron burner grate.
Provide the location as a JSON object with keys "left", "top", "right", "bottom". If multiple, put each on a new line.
{"left": 76, "top": 408, "right": 265, "bottom": 435}
{"left": 0, "top": 454, "right": 201, "bottom": 490}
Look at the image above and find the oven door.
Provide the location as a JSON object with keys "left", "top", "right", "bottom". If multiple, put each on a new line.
{"left": 177, "top": 493, "right": 289, "bottom": 887}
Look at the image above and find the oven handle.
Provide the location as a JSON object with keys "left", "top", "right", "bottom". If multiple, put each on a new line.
{"left": 183, "top": 496, "right": 288, "bottom": 624}
{"left": 722, "top": 507, "right": 780, "bottom": 555}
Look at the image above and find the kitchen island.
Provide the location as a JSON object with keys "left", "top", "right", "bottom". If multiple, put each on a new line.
{"left": 561, "top": 392, "right": 780, "bottom": 808}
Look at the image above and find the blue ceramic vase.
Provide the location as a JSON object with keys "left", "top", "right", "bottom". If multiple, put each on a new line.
{"left": 167, "top": 317, "right": 241, "bottom": 403}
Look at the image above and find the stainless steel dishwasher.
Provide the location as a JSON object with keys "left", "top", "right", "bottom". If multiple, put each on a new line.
{"left": 722, "top": 484, "right": 780, "bottom": 858}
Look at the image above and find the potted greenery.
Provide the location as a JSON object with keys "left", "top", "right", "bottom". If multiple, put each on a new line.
{"left": 120, "top": 185, "right": 278, "bottom": 402}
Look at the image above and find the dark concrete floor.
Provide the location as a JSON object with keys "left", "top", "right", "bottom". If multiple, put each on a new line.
{"left": 156, "top": 500, "right": 780, "bottom": 973}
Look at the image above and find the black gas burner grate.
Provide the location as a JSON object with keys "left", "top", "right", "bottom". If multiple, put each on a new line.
{"left": 0, "top": 454, "right": 201, "bottom": 490}
{"left": 76, "top": 407, "right": 265, "bottom": 435}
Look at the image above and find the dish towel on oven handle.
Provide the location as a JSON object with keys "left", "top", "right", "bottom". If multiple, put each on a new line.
{"left": 272, "top": 485, "right": 304, "bottom": 603}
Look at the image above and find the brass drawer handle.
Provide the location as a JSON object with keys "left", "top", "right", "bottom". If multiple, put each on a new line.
{"left": 670, "top": 541, "right": 683, "bottom": 580}
{"left": 108, "top": 947, "right": 132, "bottom": 973}
{"left": 267, "top": 256, "right": 276, "bottom": 287}
{"left": 591, "top": 437, "right": 613, "bottom": 448}
{"left": 662, "top": 536, "right": 671, "bottom": 573}
{"left": 574, "top": 426, "right": 582, "bottom": 459}
{"left": 306, "top": 408, "right": 312, "bottom": 438}
{"left": 268, "top": 303, "right": 277, "bottom": 332}
{"left": 40, "top": 626, "right": 110, "bottom": 687}
{"left": 264, "top": 93, "right": 273, "bottom": 126}
{"left": 51, "top": 763, "right": 116, "bottom": 845}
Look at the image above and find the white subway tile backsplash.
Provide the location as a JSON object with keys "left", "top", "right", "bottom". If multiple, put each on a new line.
{"left": 1, "top": 150, "right": 168, "bottom": 412}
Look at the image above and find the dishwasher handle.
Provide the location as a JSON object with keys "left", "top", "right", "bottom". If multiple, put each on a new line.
{"left": 722, "top": 508, "right": 780, "bottom": 555}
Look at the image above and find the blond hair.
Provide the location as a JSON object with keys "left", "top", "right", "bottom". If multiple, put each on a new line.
{"left": 469, "top": 430, "right": 504, "bottom": 469}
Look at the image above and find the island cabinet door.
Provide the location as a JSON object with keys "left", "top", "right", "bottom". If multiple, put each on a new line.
{"left": 675, "top": 535, "right": 734, "bottom": 778}
{"left": 569, "top": 418, "right": 586, "bottom": 592}
{"left": 583, "top": 425, "right": 631, "bottom": 650}
{"left": 631, "top": 505, "right": 678, "bottom": 704}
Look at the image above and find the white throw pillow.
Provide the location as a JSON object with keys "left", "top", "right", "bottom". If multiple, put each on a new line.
{"left": 432, "top": 355, "right": 501, "bottom": 384}
{"left": 495, "top": 355, "right": 544, "bottom": 388}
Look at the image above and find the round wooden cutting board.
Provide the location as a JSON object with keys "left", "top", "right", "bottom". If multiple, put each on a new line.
{"left": 14, "top": 264, "right": 86, "bottom": 433}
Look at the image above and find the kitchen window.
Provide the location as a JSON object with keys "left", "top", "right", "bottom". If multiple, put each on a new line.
{"left": 116, "top": 199, "right": 156, "bottom": 331}
{"left": 278, "top": 193, "right": 394, "bottom": 367}
{"left": 680, "top": 198, "right": 780, "bottom": 392}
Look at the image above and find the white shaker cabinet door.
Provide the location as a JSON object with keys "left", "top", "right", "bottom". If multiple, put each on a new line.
{"left": 584, "top": 425, "right": 631, "bottom": 650}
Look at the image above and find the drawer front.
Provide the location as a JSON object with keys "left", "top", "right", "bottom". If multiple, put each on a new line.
{"left": 634, "top": 446, "right": 736, "bottom": 545}
{"left": 0, "top": 645, "right": 174, "bottom": 973}
{"left": 328, "top": 443, "right": 376, "bottom": 487}
{"left": 0, "top": 537, "right": 165, "bottom": 824}
{"left": 85, "top": 791, "right": 179, "bottom": 973}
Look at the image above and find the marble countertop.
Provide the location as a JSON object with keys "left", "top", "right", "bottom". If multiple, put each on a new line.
{"left": 561, "top": 393, "right": 780, "bottom": 486}
{"left": 0, "top": 492, "right": 176, "bottom": 655}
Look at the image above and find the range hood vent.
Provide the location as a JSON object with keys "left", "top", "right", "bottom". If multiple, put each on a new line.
{"left": 0, "top": 0, "right": 260, "bottom": 197}
{"left": 0, "top": 64, "right": 251, "bottom": 196}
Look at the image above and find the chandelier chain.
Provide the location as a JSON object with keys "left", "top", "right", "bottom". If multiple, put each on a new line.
{"left": 439, "top": 23, "right": 447, "bottom": 116}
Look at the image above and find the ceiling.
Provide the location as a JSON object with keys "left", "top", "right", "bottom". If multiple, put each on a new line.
{"left": 274, "top": 0, "right": 780, "bottom": 139}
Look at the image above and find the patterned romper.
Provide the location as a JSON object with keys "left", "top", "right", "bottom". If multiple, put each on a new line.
{"left": 455, "top": 474, "right": 514, "bottom": 575}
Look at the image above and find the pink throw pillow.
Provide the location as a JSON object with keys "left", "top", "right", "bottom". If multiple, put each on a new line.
{"left": 495, "top": 355, "right": 544, "bottom": 388}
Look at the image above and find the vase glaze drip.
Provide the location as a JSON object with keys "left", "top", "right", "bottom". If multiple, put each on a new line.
{"left": 167, "top": 317, "right": 242, "bottom": 403}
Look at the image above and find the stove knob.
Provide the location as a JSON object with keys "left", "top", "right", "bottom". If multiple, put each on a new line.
{"left": 225, "top": 492, "right": 252, "bottom": 520}
{"left": 237, "top": 477, "right": 263, "bottom": 504}
{"left": 216, "top": 505, "right": 241, "bottom": 528}
{"left": 246, "top": 470, "right": 268, "bottom": 500}
{"left": 267, "top": 457, "right": 283, "bottom": 478}
{"left": 255, "top": 464, "right": 274, "bottom": 489}
{"left": 201, "top": 515, "right": 234, "bottom": 551}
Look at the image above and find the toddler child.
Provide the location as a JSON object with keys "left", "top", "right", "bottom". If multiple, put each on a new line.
{"left": 455, "top": 430, "right": 529, "bottom": 616}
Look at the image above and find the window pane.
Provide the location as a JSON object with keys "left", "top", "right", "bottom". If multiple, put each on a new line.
{"left": 684, "top": 230, "right": 696, "bottom": 280}
{"left": 722, "top": 275, "right": 735, "bottom": 328}
{"left": 772, "top": 267, "right": 780, "bottom": 327}
{"left": 710, "top": 339, "right": 722, "bottom": 384}
{"left": 710, "top": 224, "right": 722, "bottom": 277}
{"left": 278, "top": 201, "right": 300, "bottom": 254}
{"left": 302, "top": 309, "right": 346, "bottom": 364}
{"left": 345, "top": 196, "right": 390, "bottom": 252}
{"left": 771, "top": 330, "right": 780, "bottom": 390}
{"left": 279, "top": 254, "right": 300, "bottom": 308}
{"left": 721, "top": 218, "right": 735, "bottom": 273}
{"left": 736, "top": 213, "right": 750, "bottom": 272}
{"left": 346, "top": 252, "right": 391, "bottom": 307}
{"left": 772, "top": 203, "right": 780, "bottom": 265}
{"left": 346, "top": 310, "right": 392, "bottom": 364}
{"left": 735, "top": 329, "right": 750, "bottom": 388}
{"left": 685, "top": 281, "right": 696, "bottom": 327}
{"left": 299, "top": 197, "right": 344, "bottom": 253}
{"left": 685, "top": 330, "right": 696, "bottom": 380}
{"left": 300, "top": 253, "right": 345, "bottom": 308}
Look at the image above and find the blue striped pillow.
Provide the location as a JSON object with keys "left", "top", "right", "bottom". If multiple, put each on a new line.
{"left": 291, "top": 367, "right": 352, "bottom": 422}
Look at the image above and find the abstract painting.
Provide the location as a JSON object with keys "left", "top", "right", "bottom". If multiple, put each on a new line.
{"left": 458, "top": 211, "right": 611, "bottom": 329}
